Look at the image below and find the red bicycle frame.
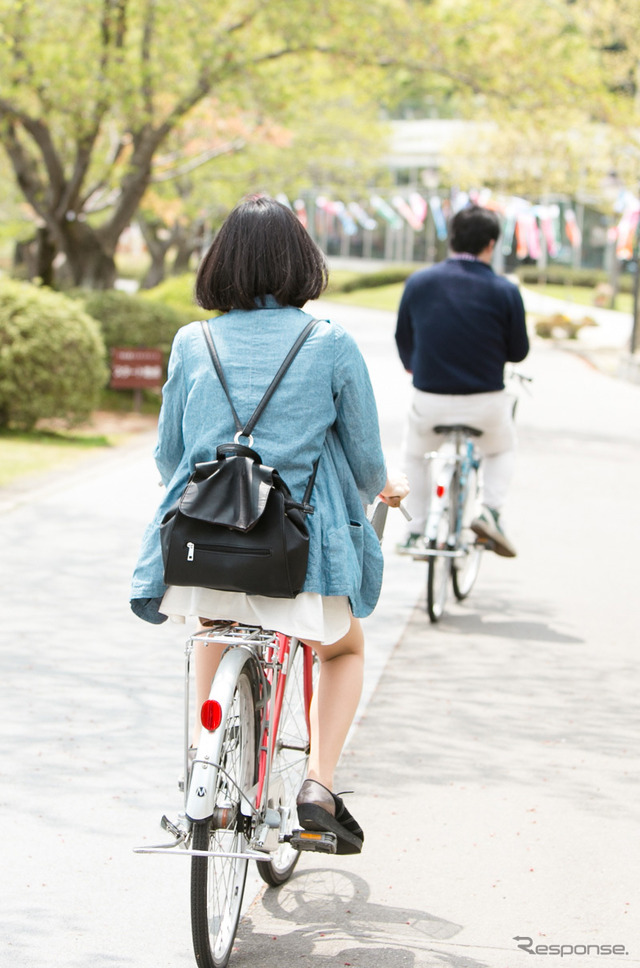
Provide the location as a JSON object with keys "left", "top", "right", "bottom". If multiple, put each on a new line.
{"left": 255, "top": 635, "right": 314, "bottom": 809}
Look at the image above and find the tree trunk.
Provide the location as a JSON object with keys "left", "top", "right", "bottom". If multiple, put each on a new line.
{"left": 138, "top": 218, "right": 170, "bottom": 289}
{"left": 172, "top": 221, "right": 205, "bottom": 274}
{"left": 13, "top": 227, "right": 57, "bottom": 286}
{"left": 172, "top": 236, "right": 197, "bottom": 274}
{"left": 60, "top": 220, "right": 117, "bottom": 289}
{"left": 35, "top": 227, "right": 57, "bottom": 286}
{"left": 141, "top": 256, "right": 167, "bottom": 289}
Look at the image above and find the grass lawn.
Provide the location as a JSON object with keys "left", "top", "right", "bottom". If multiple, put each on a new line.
{"left": 323, "top": 282, "right": 404, "bottom": 313}
{"left": 323, "top": 281, "right": 633, "bottom": 315}
{"left": 0, "top": 429, "right": 114, "bottom": 488}
{"left": 527, "top": 283, "right": 633, "bottom": 314}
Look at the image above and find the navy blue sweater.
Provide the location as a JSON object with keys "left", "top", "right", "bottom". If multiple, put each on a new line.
{"left": 395, "top": 259, "right": 529, "bottom": 394}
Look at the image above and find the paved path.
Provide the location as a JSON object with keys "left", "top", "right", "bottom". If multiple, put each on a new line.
{"left": 2, "top": 300, "right": 639, "bottom": 968}
{"left": 0, "top": 300, "right": 419, "bottom": 968}
{"left": 234, "top": 313, "right": 640, "bottom": 968}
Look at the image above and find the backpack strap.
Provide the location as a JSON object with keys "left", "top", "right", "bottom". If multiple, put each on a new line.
{"left": 201, "top": 318, "right": 321, "bottom": 439}
{"left": 242, "top": 318, "right": 320, "bottom": 438}
{"left": 200, "top": 318, "right": 322, "bottom": 505}
{"left": 200, "top": 320, "right": 243, "bottom": 435}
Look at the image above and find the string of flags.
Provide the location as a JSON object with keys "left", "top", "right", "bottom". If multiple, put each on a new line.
{"left": 276, "top": 188, "right": 638, "bottom": 261}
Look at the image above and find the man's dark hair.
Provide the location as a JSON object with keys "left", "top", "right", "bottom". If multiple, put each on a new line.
{"left": 448, "top": 204, "right": 501, "bottom": 256}
{"left": 195, "top": 195, "right": 328, "bottom": 311}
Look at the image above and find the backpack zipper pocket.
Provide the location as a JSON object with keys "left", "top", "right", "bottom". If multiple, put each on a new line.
{"left": 186, "top": 541, "right": 271, "bottom": 560}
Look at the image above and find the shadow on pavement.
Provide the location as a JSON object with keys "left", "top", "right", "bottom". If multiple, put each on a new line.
{"left": 234, "top": 867, "right": 489, "bottom": 968}
{"left": 349, "top": 598, "right": 639, "bottom": 824}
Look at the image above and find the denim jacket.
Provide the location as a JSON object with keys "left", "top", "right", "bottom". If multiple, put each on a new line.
{"left": 130, "top": 301, "right": 387, "bottom": 621}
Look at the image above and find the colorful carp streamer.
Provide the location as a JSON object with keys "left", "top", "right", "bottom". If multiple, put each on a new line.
{"left": 409, "top": 192, "right": 428, "bottom": 226}
{"left": 316, "top": 196, "right": 358, "bottom": 235}
{"left": 535, "top": 205, "right": 561, "bottom": 258}
{"left": 370, "top": 195, "right": 403, "bottom": 229}
{"left": 429, "top": 196, "right": 448, "bottom": 240}
{"left": 392, "top": 195, "right": 424, "bottom": 231}
{"left": 259, "top": 188, "right": 640, "bottom": 263}
{"left": 613, "top": 196, "right": 640, "bottom": 260}
{"left": 348, "top": 202, "right": 377, "bottom": 231}
{"left": 563, "top": 209, "right": 582, "bottom": 249}
{"left": 293, "top": 199, "right": 307, "bottom": 228}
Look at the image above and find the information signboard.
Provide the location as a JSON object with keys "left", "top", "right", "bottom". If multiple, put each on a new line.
{"left": 110, "top": 348, "right": 163, "bottom": 389}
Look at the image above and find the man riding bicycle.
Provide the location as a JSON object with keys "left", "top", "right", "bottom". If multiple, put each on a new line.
{"left": 395, "top": 203, "right": 529, "bottom": 558}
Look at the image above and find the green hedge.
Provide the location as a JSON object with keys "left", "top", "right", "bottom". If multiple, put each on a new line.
{"left": 326, "top": 262, "right": 634, "bottom": 296}
{"left": 327, "top": 266, "right": 417, "bottom": 293}
{"left": 80, "top": 289, "right": 184, "bottom": 364}
{"left": 516, "top": 265, "right": 634, "bottom": 293}
{"left": 139, "top": 273, "right": 201, "bottom": 324}
{"left": 0, "top": 280, "right": 108, "bottom": 430}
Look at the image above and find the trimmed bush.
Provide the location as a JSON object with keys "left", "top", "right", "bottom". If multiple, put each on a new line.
{"left": 327, "top": 266, "right": 417, "bottom": 294}
{"left": 516, "top": 265, "right": 634, "bottom": 294}
{"left": 0, "top": 279, "right": 108, "bottom": 430}
{"left": 80, "top": 289, "right": 184, "bottom": 363}
{"left": 340, "top": 267, "right": 417, "bottom": 292}
{"left": 139, "top": 273, "right": 200, "bottom": 324}
{"left": 534, "top": 313, "right": 598, "bottom": 339}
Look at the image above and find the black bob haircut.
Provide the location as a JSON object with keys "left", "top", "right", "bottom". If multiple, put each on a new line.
{"left": 195, "top": 195, "right": 329, "bottom": 312}
{"left": 448, "top": 204, "right": 501, "bottom": 256}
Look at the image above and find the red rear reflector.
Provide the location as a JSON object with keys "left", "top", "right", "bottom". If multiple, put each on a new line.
{"left": 201, "top": 700, "right": 222, "bottom": 731}
{"left": 436, "top": 484, "right": 445, "bottom": 497}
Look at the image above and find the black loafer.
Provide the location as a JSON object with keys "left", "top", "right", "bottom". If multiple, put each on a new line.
{"left": 296, "top": 779, "right": 364, "bottom": 855}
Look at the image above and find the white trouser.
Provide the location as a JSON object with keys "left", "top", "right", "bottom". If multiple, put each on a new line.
{"left": 401, "top": 388, "right": 517, "bottom": 535}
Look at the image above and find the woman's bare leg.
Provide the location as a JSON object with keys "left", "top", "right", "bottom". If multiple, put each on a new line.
{"left": 303, "top": 616, "right": 364, "bottom": 791}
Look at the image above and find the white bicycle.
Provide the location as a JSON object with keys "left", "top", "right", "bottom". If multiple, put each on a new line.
{"left": 414, "top": 369, "right": 532, "bottom": 622}
{"left": 135, "top": 500, "right": 394, "bottom": 967}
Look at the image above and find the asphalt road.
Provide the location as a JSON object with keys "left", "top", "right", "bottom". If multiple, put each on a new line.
{"left": 1, "top": 298, "right": 639, "bottom": 968}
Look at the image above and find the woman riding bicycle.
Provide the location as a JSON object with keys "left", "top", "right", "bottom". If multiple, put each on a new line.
{"left": 130, "top": 194, "right": 408, "bottom": 854}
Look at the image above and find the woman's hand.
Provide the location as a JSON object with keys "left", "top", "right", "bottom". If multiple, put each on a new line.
{"left": 380, "top": 470, "right": 410, "bottom": 508}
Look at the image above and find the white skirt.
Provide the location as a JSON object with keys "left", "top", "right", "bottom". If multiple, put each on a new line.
{"left": 160, "top": 587, "right": 352, "bottom": 646}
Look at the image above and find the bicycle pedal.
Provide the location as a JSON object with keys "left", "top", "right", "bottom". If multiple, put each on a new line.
{"left": 475, "top": 536, "right": 494, "bottom": 550}
{"left": 159, "top": 815, "right": 189, "bottom": 845}
{"left": 288, "top": 829, "right": 338, "bottom": 854}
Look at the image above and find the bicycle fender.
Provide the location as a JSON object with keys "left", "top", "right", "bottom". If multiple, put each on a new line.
{"left": 186, "top": 646, "right": 260, "bottom": 823}
{"left": 425, "top": 460, "right": 456, "bottom": 541}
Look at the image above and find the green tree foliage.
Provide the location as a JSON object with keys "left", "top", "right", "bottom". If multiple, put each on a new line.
{"left": 439, "top": 115, "right": 619, "bottom": 198}
{"left": 568, "top": 0, "right": 640, "bottom": 182}
{"left": 379, "top": 0, "right": 607, "bottom": 117}
{"left": 0, "top": 0, "right": 620, "bottom": 289}
{"left": 402, "top": 1, "right": 640, "bottom": 200}
{"left": 0, "top": 280, "right": 108, "bottom": 429}
{"left": 0, "top": 0, "right": 394, "bottom": 288}
{"left": 136, "top": 63, "right": 390, "bottom": 285}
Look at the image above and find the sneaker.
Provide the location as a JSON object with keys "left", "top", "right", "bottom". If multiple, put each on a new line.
{"left": 395, "top": 532, "right": 425, "bottom": 555}
{"left": 471, "top": 507, "right": 517, "bottom": 558}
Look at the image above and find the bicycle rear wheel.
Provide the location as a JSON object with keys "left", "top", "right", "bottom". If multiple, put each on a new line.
{"left": 451, "top": 464, "right": 483, "bottom": 601}
{"left": 256, "top": 641, "right": 317, "bottom": 886}
{"left": 191, "top": 669, "right": 257, "bottom": 968}
{"left": 427, "top": 509, "right": 452, "bottom": 623}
